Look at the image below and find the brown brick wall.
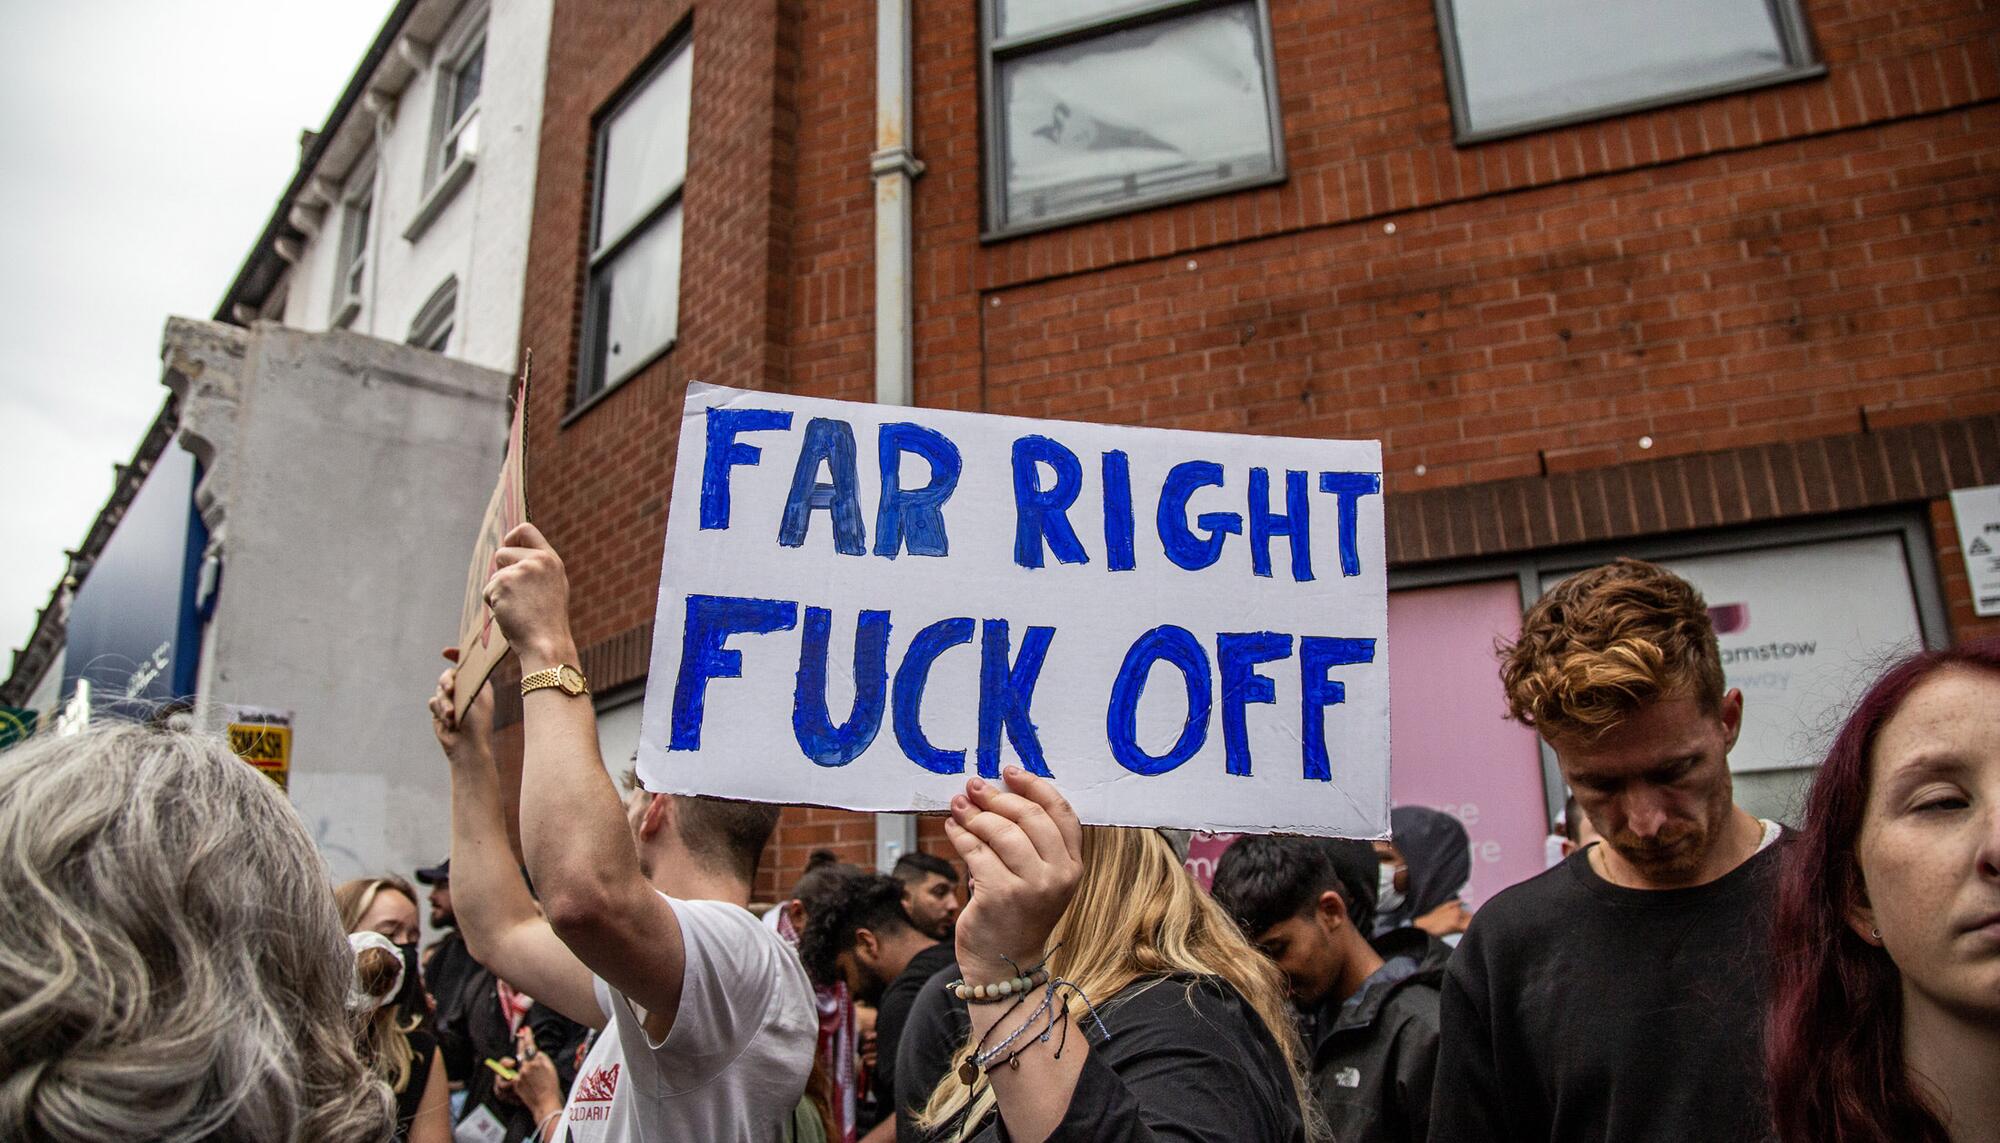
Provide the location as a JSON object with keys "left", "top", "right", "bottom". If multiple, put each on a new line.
{"left": 968, "top": 106, "right": 1999, "bottom": 485}
{"left": 521, "top": 0, "right": 800, "bottom": 655}
{"left": 523, "top": 0, "right": 2000, "bottom": 876}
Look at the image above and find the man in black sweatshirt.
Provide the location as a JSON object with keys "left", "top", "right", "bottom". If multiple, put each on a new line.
{"left": 1430, "top": 558, "right": 1788, "bottom": 1142}
{"left": 1214, "top": 834, "right": 1446, "bottom": 1143}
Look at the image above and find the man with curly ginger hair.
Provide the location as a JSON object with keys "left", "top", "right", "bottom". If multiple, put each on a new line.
{"left": 1430, "top": 558, "right": 1788, "bottom": 1143}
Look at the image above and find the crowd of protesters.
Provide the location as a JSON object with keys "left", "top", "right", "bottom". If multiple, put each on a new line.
{"left": 1, "top": 526, "right": 1995, "bottom": 1142}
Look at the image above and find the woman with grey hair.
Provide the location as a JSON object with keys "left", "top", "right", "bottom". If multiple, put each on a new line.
{"left": 0, "top": 722, "right": 393, "bottom": 1142}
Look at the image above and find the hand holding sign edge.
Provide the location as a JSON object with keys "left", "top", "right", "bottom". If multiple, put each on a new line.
{"left": 944, "top": 765, "right": 1083, "bottom": 985}
{"left": 429, "top": 649, "right": 494, "bottom": 764}
{"left": 486, "top": 522, "right": 577, "bottom": 669}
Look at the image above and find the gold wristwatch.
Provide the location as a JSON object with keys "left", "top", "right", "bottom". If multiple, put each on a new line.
{"left": 520, "top": 664, "right": 590, "bottom": 698}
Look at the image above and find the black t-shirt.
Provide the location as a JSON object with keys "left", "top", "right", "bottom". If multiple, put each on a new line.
{"left": 974, "top": 975, "right": 1306, "bottom": 1142}
{"left": 392, "top": 1026, "right": 439, "bottom": 1142}
{"left": 873, "top": 942, "right": 955, "bottom": 1119}
{"left": 897, "top": 973, "right": 1304, "bottom": 1142}
{"left": 1430, "top": 838, "right": 1787, "bottom": 1143}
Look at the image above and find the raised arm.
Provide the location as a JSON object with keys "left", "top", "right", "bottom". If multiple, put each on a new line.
{"left": 482, "top": 523, "right": 689, "bottom": 1038}
{"left": 943, "top": 768, "right": 1087, "bottom": 1143}
{"left": 429, "top": 660, "right": 601, "bottom": 1029}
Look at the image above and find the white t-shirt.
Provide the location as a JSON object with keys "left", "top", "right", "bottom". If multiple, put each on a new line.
{"left": 562, "top": 896, "right": 817, "bottom": 1143}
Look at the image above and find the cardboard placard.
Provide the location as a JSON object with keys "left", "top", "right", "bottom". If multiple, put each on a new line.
{"left": 453, "top": 368, "right": 530, "bottom": 712}
{"left": 225, "top": 704, "right": 293, "bottom": 790}
{"left": 636, "top": 383, "right": 1390, "bottom": 838}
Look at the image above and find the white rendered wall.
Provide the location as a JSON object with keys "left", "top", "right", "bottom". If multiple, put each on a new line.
{"left": 284, "top": 0, "right": 551, "bottom": 375}
{"left": 174, "top": 323, "right": 509, "bottom": 887}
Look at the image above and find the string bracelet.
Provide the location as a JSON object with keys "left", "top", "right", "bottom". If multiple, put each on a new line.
{"left": 958, "top": 973, "right": 1115, "bottom": 1083}
{"left": 1055, "top": 975, "right": 1113, "bottom": 1044}
{"left": 959, "top": 986, "right": 1053, "bottom": 1083}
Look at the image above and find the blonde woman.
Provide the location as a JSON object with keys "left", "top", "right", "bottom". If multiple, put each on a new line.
{"left": 336, "top": 877, "right": 450, "bottom": 1143}
{"left": 0, "top": 723, "right": 389, "bottom": 1141}
{"left": 914, "top": 766, "right": 1312, "bottom": 1141}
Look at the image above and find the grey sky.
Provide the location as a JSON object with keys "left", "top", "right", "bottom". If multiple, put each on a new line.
{"left": 0, "top": 1, "right": 391, "bottom": 666}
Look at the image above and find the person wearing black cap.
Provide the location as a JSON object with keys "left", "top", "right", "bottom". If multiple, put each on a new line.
{"left": 416, "top": 856, "right": 493, "bottom": 1108}
{"left": 416, "top": 858, "right": 481, "bottom": 1019}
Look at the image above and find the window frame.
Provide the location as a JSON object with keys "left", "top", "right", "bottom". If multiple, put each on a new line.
{"left": 408, "top": 276, "right": 458, "bottom": 354}
{"left": 977, "top": 0, "right": 1288, "bottom": 241}
{"left": 1389, "top": 508, "right": 1950, "bottom": 825}
{"left": 1430, "top": 0, "right": 1825, "bottom": 145}
{"left": 429, "top": 16, "right": 487, "bottom": 186}
{"left": 571, "top": 32, "right": 694, "bottom": 415}
{"left": 330, "top": 166, "right": 374, "bottom": 329}
{"left": 405, "top": 11, "right": 487, "bottom": 242}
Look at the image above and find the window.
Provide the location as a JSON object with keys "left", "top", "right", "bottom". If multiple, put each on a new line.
{"left": 1434, "top": 0, "right": 1822, "bottom": 142}
{"left": 407, "top": 14, "right": 486, "bottom": 241}
{"left": 577, "top": 39, "right": 692, "bottom": 405}
{"left": 432, "top": 24, "right": 485, "bottom": 181}
{"left": 1392, "top": 510, "right": 1947, "bottom": 835}
{"left": 332, "top": 177, "right": 372, "bottom": 328}
{"left": 408, "top": 276, "right": 458, "bottom": 354}
{"left": 980, "top": 0, "right": 1285, "bottom": 238}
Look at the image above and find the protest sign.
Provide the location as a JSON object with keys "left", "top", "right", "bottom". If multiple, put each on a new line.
{"left": 452, "top": 367, "right": 530, "bottom": 712}
{"left": 225, "top": 704, "right": 293, "bottom": 789}
{"left": 636, "top": 383, "right": 1390, "bottom": 837}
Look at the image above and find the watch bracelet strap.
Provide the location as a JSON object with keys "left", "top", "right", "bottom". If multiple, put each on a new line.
{"left": 520, "top": 666, "right": 588, "bottom": 695}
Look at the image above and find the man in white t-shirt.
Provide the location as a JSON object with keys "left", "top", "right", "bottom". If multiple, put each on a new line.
{"left": 430, "top": 523, "right": 816, "bottom": 1141}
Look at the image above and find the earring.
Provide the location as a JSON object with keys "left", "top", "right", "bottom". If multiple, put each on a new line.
{"left": 1869, "top": 927, "right": 1882, "bottom": 942}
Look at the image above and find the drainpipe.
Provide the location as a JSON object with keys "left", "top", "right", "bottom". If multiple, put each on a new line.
{"left": 871, "top": 0, "right": 924, "bottom": 870}
{"left": 870, "top": 0, "right": 922, "bottom": 409}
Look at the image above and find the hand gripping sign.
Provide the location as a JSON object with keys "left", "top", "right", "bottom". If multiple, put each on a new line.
{"left": 637, "top": 383, "right": 1390, "bottom": 838}
{"left": 452, "top": 366, "right": 530, "bottom": 713}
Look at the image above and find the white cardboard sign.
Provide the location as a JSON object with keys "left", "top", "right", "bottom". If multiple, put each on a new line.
{"left": 636, "top": 383, "right": 1390, "bottom": 838}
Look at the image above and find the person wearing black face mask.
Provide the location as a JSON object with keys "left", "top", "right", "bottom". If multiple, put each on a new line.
{"left": 340, "top": 880, "right": 452, "bottom": 1143}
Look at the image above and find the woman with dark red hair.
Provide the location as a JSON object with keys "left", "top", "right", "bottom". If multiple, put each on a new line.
{"left": 1767, "top": 637, "right": 2000, "bottom": 1142}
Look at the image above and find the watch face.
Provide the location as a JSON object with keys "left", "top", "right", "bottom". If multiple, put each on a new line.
{"left": 557, "top": 665, "right": 586, "bottom": 694}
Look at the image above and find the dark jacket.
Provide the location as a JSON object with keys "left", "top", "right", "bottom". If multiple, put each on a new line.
{"left": 1306, "top": 927, "right": 1448, "bottom": 1143}
{"left": 425, "top": 931, "right": 486, "bottom": 1084}
{"left": 437, "top": 963, "right": 590, "bottom": 1143}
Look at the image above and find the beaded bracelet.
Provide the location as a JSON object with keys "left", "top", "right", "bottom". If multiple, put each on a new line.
{"left": 946, "top": 946, "right": 1060, "bottom": 1004}
{"left": 946, "top": 965, "right": 1050, "bottom": 1004}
